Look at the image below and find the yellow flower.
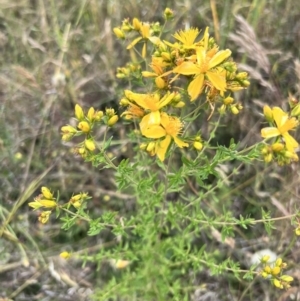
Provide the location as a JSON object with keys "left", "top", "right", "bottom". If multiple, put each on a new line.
{"left": 142, "top": 57, "right": 169, "bottom": 89}
{"left": 193, "top": 141, "right": 203, "bottom": 151}
{"left": 78, "top": 121, "right": 91, "bottom": 133}
{"left": 271, "top": 266, "right": 281, "bottom": 276}
{"left": 126, "top": 22, "right": 160, "bottom": 58}
{"left": 61, "top": 125, "right": 77, "bottom": 141}
{"left": 69, "top": 192, "right": 89, "bottom": 209}
{"left": 280, "top": 275, "right": 293, "bottom": 283}
{"left": 263, "top": 105, "right": 273, "bottom": 121}
{"left": 125, "top": 91, "right": 175, "bottom": 130}
{"left": 260, "top": 255, "right": 270, "bottom": 263}
{"left": 28, "top": 198, "right": 57, "bottom": 210}
{"left": 75, "top": 104, "right": 85, "bottom": 120}
{"left": 261, "top": 106, "right": 298, "bottom": 152}
{"left": 172, "top": 28, "right": 200, "bottom": 49}
{"left": 107, "top": 115, "right": 119, "bottom": 126}
{"left": 85, "top": 139, "right": 96, "bottom": 151}
{"left": 141, "top": 112, "right": 188, "bottom": 161}
{"left": 111, "top": 259, "right": 131, "bottom": 269}
{"left": 273, "top": 278, "right": 283, "bottom": 289}
{"left": 41, "top": 186, "right": 54, "bottom": 199}
{"left": 38, "top": 211, "right": 51, "bottom": 224}
{"left": 113, "top": 27, "right": 125, "bottom": 39}
{"left": 164, "top": 8, "right": 174, "bottom": 20}
{"left": 172, "top": 28, "right": 231, "bottom": 101}
{"left": 60, "top": 251, "right": 71, "bottom": 259}
{"left": 121, "top": 103, "right": 145, "bottom": 120}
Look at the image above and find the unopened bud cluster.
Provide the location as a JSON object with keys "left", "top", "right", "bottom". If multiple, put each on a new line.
{"left": 28, "top": 187, "right": 57, "bottom": 224}
{"left": 260, "top": 255, "right": 293, "bottom": 289}
{"left": 61, "top": 104, "right": 118, "bottom": 159}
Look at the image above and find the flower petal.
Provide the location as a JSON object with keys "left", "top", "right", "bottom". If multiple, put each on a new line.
{"left": 156, "top": 135, "right": 172, "bottom": 161}
{"left": 208, "top": 49, "right": 231, "bottom": 69}
{"left": 142, "top": 125, "right": 166, "bottom": 139}
{"left": 140, "top": 112, "right": 161, "bottom": 133}
{"left": 272, "top": 107, "right": 288, "bottom": 128}
{"left": 206, "top": 71, "right": 226, "bottom": 92}
{"left": 127, "top": 37, "right": 142, "bottom": 49}
{"left": 283, "top": 132, "right": 299, "bottom": 151}
{"left": 173, "top": 136, "right": 189, "bottom": 148}
{"left": 261, "top": 127, "right": 280, "bottom": 138}
{"left": 173, "top": 62, "right": 200, "bottom": 75}
{"left": 160, "top": 112, "right": 170, "bottom": 128}
{"left": 188, "top": 74, "right": 204, "bottom": 101}
{"left": 279, "top": 118, "right": 298, "bottom": 133}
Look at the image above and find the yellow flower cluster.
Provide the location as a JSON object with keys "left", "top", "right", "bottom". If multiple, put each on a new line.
{"left": 28, "top": 187, "right": 56, "bottom": 224}
{"left": 260, "top": 255, "right": 293, "bottom": 289}
{"left": 69, "top": 192, "right": 89, "bottom": 209}
{"left": 114, "top": 12, "right": 249, "bottom": 161}
{"left": 61, "top": 104, "right": 118, "bottom": 159}
{"left": 29, "top": 187, "right": 90, "bottom": 223}
{"left": 261, "top": 105, "right": 299, "bottom": 165}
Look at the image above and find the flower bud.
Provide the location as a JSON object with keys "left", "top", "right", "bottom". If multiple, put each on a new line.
{"left": 260, "top": 255, "right": 270, "bottom": 263}
{"left": 219, "top": 104, "right": 226, "bottom": 114}
{"left": 193, "top": 141, "right": 203, "bottom": 151}
{"left": 142, "top": 71, "right": 156, "bottom": 77}
{"left": 155, "top": 77, "right": 167, "bottom": 89}
{"left": 263, "top": 105, "right": 273, "bottom": 122}
{"left": 87, "top": 107, "right": 95, "bottom": 121}
{"left": 261, "top": 146, "right": 270, "bottom": 155}
{"left": 132, "top": 18, "right": 141, "bottom": 31}
{"left": 94, "top": 111, "right": 104, "bottom": 121}
{"left": 41, "top": 187, "right": 54, "bottom": 199}
{"left": 119, "top": 98, "right": 130, "bottom": 106}
{"left": 261, "top": 271, "right": 268, "bottom": 278}
{"left": 272, "top": 143, "right": 284, "bottom": 152}
{"left": 146, "top": 141, "right": 156, "bottom": 152}
{"left": 78, "top": 121, "right": 91, "bottom": 133}
{"left": 78, "top": 147, "right": 85, "bottom": 155}
{"left": 111, "top": 259, "right": 130, "bottom": 269}
{"left": 284, "top": 151, "right": 299, "bottom": 160}
{"left": 61, "top": 125, "right": 77, "bottom": 134}
{"left": 85, "top": 139, "right": 96, "bottom": 151}
{"left": 271, "top": 266, "right": 281, "bottom": 276}
{"left": 113, "top": 27, "right": 125, "bottom": 39}
{"left": 264, "top": 153, "right": 273, "bottom": 163}
{"left": 275, "top": 258, "right": 283, "bottom": 267}
{"left": 161, "top": 52, "right": 171, "bottom": 61}
{"left": 107, "top": 115, "right": 119, "bottom": 126}
{"left": 223, "top": 96, "right": 234, "bottom": 105}
{"left": 291, "top": 104, "right": 300, "bottom": 117}
{"left": 280, "top": 275, "right": 293, "bottom": 282}
{"left": 105, "top": 108, "right": 116, "bottom": 117}
{"left": 273, "top": 278, "right": 283, "bottom": 289}
{"left": 230, "top": 105, "right": 239, "bottom": 115}
{"left": 174, "top": 101, "right": 185, "bottom": 108}
{"left": 60, "top": 251, "right": 71, "bottom": 259}
{"left": 242, "top": 80, "right": 250, "bottom": 87}
{"left": 38, "top": 211, "right": 51, "bottom": 224}
{"left": 75, "top": 104, "right": 85, "bottom": 120}
{"left": 164, "top": 8, "right": 174, "bottom": 20}
{"left": 139, "top": 143, "right": 147, "bottom": 150}
{"left": 263, "top": 265, "right": 271, "bottom": 274}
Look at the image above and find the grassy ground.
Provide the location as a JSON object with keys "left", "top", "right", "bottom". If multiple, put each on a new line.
{"left": 1, "top": 0, "right": 300, "bottom": 300}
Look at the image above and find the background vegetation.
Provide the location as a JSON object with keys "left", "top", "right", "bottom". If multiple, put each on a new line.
{"left": 1, "top": 0, "right": 300, "bottom": 300}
